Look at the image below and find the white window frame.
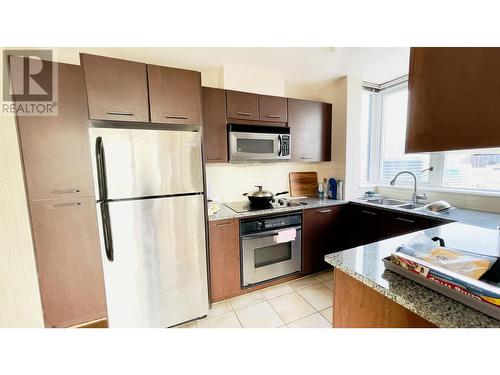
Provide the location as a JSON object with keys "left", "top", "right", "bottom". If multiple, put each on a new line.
{"left": 361, "top": 79, "right": 500, "bottom": 197}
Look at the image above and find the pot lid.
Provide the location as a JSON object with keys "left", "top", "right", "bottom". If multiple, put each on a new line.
{"left": 248, "top": 185, "right": 274, "bottom": 198}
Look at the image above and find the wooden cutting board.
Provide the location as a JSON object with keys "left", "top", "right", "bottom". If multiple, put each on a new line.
{"left": 289, "top": 172, "right": 318, "bottom": 197}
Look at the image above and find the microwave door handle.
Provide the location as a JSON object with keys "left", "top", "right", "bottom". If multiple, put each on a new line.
{"left": 95, "top": 136, "right": 108, "bottom": 202}
{"left": 278, "top": 135, "right": 282, "bottom": 156}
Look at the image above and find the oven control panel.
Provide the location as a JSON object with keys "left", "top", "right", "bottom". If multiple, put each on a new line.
{"left": 241, "top": 213, "right": 302, "bottom": 235}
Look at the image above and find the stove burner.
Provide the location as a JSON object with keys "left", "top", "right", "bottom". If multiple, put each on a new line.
{"left": 224, "top": 199, "right": 304, "bottom": 213}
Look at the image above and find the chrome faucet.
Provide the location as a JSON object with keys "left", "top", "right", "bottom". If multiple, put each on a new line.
{"left": 390, "top": 168, "right": 433, "bottom": 204}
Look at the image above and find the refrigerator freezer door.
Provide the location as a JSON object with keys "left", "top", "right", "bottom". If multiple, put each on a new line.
{"left": 90, "top": 127, "right": 204, "bottom": 200}
{"left": 97, "top": 194, "right": 208, "bottom": 327}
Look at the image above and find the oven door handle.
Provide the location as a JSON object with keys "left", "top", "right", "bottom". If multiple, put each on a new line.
{"left": 241, "top": 226, "right": 301, "bottom": 240}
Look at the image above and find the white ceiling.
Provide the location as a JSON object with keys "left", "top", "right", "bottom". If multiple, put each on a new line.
{"left": 56, "top": 47, "right": 410, "bottom": 88}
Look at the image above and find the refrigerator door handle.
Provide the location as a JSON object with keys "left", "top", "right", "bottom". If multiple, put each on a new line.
{"left": 95, "top": 136, "right": 108, "bottom": 202}
{"left": 100, "top": 202, "right": 114, "bottom": 262}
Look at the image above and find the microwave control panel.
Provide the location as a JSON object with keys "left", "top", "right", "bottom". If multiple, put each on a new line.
{"left": 280, "top": 135, "right": 290, "bottom": 156}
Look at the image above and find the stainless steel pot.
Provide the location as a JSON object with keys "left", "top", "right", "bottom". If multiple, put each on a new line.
{"left": 242, "top": 185, "right": 288, "bottom": 205}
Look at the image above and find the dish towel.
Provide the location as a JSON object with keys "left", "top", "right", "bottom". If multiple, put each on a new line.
{"left": 274, "top": 228, "right": 297, "bottom": 243}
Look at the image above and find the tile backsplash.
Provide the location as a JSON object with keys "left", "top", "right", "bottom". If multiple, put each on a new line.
{"left": 205, "top": 162, "right": 345, "bottom": 202}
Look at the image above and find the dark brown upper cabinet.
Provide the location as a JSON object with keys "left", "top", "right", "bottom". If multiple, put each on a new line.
{"left": 259, "top": 95, "right": 287, "bottom": 123}
{"left": 406, "top": 47, "right": 500, "bottom": 153}
{"left": 80, "top": 53, "right": 149, "bottom": 122}
{"left": 12, "top": 59, "right": 95, "bottom": 200}
{"left": 148, "top": 65, "right": 202, "bottom": 125}
{"left": 288, "top": 99, "right": 332, "bottom": 162}
{"left": 202, "top": 87, "right": 228, "bottom": 163}
{"left": 226, "top": 90, "right": 259, "bottom": 120}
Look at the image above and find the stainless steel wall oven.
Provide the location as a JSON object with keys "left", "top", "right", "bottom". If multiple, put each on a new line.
{"left": 240, "top": 213, "right": 302, "bottom": 287}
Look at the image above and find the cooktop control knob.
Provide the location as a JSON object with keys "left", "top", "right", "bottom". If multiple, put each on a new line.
{"left": 278, "top": 199, "right": 284, "bottom": 205}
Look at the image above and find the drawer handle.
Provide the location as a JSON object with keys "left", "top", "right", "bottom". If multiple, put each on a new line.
{"left": 318, "top": 209, "right": 332, "bottom": 213}
{"left": 206, "top": 157, "right": 224, "bottom": 161}
{"left": 52, "top": 202, "right": 82, "bottom": 208}
{"left": 301, "top": 157, "right": 312, "bottom": 160}
{"left": 395, "top": 217, "right": 415, "bottom": 223}
{"left": 51, "top": 189, "right": 80, "bottom": 194}
{"left": 216, "top": 222, "right": 233, "bottom": 228}
{"left": 236, "top": 111, "right": 252, "bottom": 116}
{"left": 266, "top": 114, "right": 281, "bottom": 119}
{"left": 107, "top": 111, "right": 134, "bottom": 116}
{"left": 361, "top": 210, "right": 376, "bottom": 215}
{"left": 165, "top": 115, "right": 188, "bottom": 120}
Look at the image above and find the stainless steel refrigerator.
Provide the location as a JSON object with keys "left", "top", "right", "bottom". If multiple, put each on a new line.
{"left": 89, "top": 123, "right": 209, "bottom": 328}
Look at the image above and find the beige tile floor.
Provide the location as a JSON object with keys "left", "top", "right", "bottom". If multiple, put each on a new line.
{"left": 176, "top": 270, "right": 334, "bottom": 328}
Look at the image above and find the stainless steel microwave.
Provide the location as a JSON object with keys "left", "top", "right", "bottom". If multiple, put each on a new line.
{"left": 228, "top": 124, "right": 291, "bottom": 162}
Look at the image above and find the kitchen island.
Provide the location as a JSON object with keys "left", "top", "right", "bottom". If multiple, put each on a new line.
{"left": 325, "top": 222, "right": 500, "bottom": 328}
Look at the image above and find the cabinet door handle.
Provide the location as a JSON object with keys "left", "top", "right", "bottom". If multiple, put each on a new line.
{"left": 51, "top": 188, "right": 80, "bottom": 195}
{"left": 317, "top": 209, "right": 332, "bottom": 213}
{"left": 266, "top": 114, "right": 281, "bottom": 119}
{"left": 236, "top": 111, "right": 252, "bottom": 116}
{"left": 216, "top": 222, "right": 233, "bottom": 228}
{"left": 361, "top": 210, "right": 376, "bottom": 215}
{"left": 206, "top": 157, "right": 224, "bottom": 161}
{"left": 165, "top": 115, "right": 188, "bottom": 120}
{"left": 107, "top": 111, "right": 134, "bottom": 116}
{"left": 51, "top": 202, "right": 82, "bottom": 208}
{"left": 396, "top": 217, "right": 415, "bottom": 223}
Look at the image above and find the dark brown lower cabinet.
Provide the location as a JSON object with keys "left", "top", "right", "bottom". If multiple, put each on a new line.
{"left": 302, "top": 206, "right": 346, "bottom": 274}
{"left": 384, "top": 211, "right": 442, "bottom": 238}
{"left": 208, "top": 219, "right": 241, "bottom": 301}
{"left": 29, "top": 197, "right": 107, "bottom": 328}
{"left": 348, "top": 205, "right": 387, "bottom": 247}
{"left": 347, "top": 204, "right": 446, "bottom": 248}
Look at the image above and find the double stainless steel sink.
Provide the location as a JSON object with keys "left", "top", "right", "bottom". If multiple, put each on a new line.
{"left": 364, "top": 197, "right": 424, "bottom": 210}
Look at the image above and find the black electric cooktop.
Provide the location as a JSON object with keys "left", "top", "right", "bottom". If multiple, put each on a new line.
{"left": 224, "top": 200, "right": 305, "bottom": 213}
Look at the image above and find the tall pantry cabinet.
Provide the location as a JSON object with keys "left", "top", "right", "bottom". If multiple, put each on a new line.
{"left": 10, "top": 57, "right": 107, "bottom": 327}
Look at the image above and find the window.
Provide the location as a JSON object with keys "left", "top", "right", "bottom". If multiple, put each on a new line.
{"left": 380, "top": 88, "right": 430, "bottom": 185}
{"left": 362, "top": 78, "right": 500, "bottom": 194}
{"left": 360, "top": 91, "right": 372, "bottom": 184}
{"left": 442, "top": 149, "right": 500, "bottom": 191}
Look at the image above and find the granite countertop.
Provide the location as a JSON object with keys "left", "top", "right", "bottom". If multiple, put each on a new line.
{"left": 350, "top": 198, "right": 500, "bottom": 230}
{"left": 209, "top": 196, "right": 500, "bottom": 230}
{"left": 208, "top": 197, "right": 349, "bottom": 221}
{"left": 325, "top": 222, "right": 500, "bottom": 328}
